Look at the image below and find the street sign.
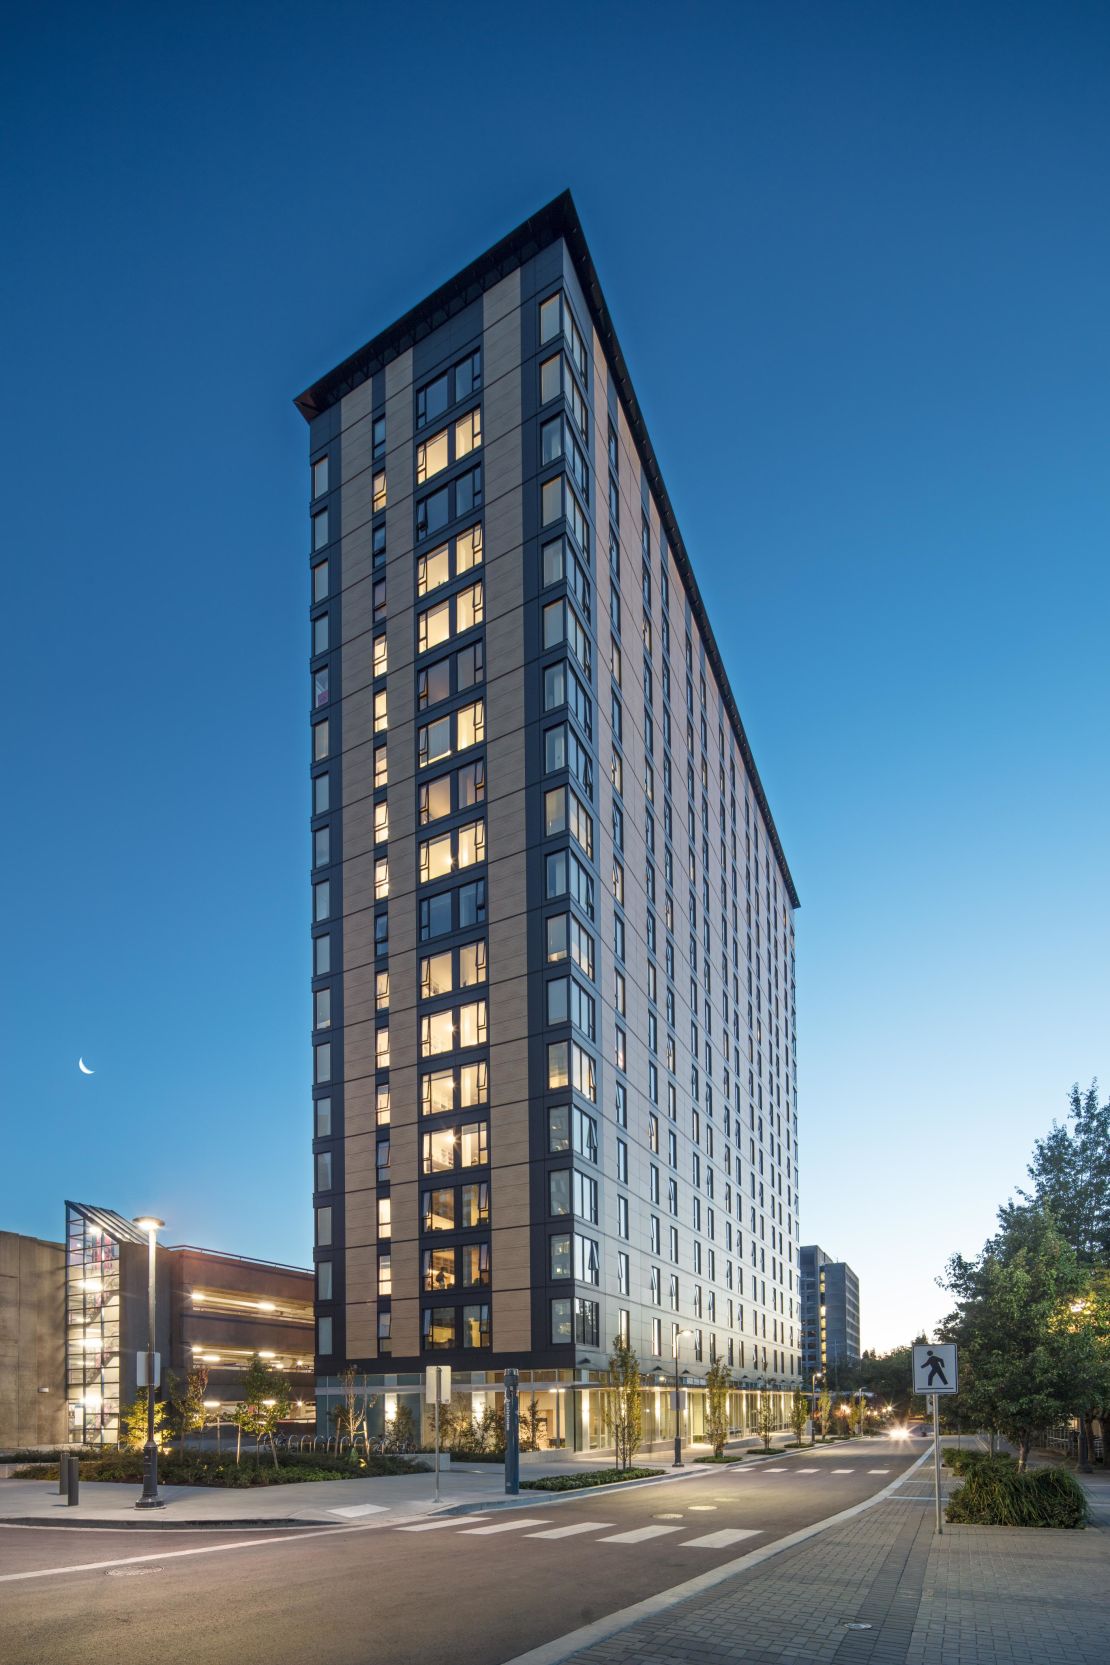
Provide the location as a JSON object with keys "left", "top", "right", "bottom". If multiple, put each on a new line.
{"left": 912, "top": 1343, "right": 958, "bottom": 1396}
{"left": 425, "top": 1364, "right": 452, "bottom": 1404}
{"left": 136, "top": 1351, "right": 161, "bottom": 1388}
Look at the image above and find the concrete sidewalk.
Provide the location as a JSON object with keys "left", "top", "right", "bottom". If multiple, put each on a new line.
{"left": 514, "top": 1460, "right": 1110, "bottom": 1665}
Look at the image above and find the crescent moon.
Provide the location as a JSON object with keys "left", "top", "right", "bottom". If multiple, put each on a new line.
{"left": 78, "top": 1058, "right": 95, "bottom": 1076}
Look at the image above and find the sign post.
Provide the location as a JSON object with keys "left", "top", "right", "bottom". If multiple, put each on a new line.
{"left": 425, "top": 1364, "right": 451, "bottom": 1506}
{"left": 504, "top": 1367, "right": 520, "bottom": 1495}
{"left": 912, "top": 1343, "right": 958, "bottom": 1536}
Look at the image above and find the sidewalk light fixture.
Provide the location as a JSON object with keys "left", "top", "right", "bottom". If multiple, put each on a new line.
{"left": 133, "top": 1215, "right": 165, "bottom": 1509}
{"left": 672, "top": 1330, "right": 693, "bottom": 1467}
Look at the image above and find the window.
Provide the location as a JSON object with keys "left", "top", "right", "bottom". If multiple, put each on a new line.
{"left": 463, "top": 1243, "right": 490, "bottom": 1286}
{"left": 573, "top": 1171, "right": 598, "bottom": 1222}
{"left": 574, "top": 1297, "right": 599, "bottom": 1347}
{"left": 373, "top": 471, "right": 386, "bottom": 511}
{"left": 551, "top": 1297, "right": 572, "bottom": 1344}
{"left": 424, "top": 1247, "right": 455, "bottom": 1292}
{"left": 549, "top": 1170, "right": 570, "bottom": 1216}
{"left": 312, "top": 456, "right": 329, "bottom": 498}
{"left": 416, "top": 428, "right": 450, "bottom": 483}
{"left": 574, "top": 1233, "right": 600, "bottom": 1284}
{"left": 314, "top": 988, "right": 331, "bottom": 1030}
{"left": 316, "top": 1205, "right": 332, "bottom": 1246}
{"left": 462, "top": 1304, "right": 490, "bottom": 1349}
{"left": 316, "top": 1150, "right": 332, "bottom": 1190}
{"left": 423, "top": 1308, "right": 454, "bottom": 1350}
{"left": 317, "top": 1261, "right": 333, "bottom": 1300}
{"left": 312, "top": 509, "right": 329, "bottom": 551}
{"left": 422, "top": 1188, "right": 455, "bottom": 1232}
{"left": 318, "top": 1315, "right": 333, "bottom": 1354}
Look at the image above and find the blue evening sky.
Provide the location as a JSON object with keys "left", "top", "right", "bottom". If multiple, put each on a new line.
{"left": 3, "top": 2, "right": 1107, "bottom": 1351}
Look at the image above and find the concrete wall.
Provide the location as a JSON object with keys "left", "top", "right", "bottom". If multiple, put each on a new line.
{"left": 0, "top": 1232, "right": 65, "bottom": 1448}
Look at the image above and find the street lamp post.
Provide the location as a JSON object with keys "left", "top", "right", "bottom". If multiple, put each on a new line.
{"left": 672, "top": 1330, "right": 693, "bottom": 1467}
{"left": 204, "top": 1399, "right": 221, "bottom": 1454}
{"left": 810, "top": 1370, "right": 823, "bottom": 1446}
{"left": 133, "top": 1216, "right": 164, "bottom": 1509}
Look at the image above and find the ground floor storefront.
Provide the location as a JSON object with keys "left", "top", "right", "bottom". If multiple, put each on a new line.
{"left": 315, "top": 1370, "right": 798, "bottom": 1454}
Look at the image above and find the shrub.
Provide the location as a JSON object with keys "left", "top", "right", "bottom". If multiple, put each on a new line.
{"left": 15, "top": 1449, "right": 428, "bottom": 1487}
{"left": 942, "top": 1448, "right": 1014, "bottom": 1477}
{"left": 946, "top": 1463, "right": 1090, "bottom": 1528}
{"left": 694, "top": 1453, "right": 746, "bottom": 1464}
{"left": 523, "top": 1466, "right": 663, "bottom": 1491}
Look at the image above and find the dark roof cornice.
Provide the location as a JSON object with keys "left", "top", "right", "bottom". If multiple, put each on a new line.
{"left": 294, "top": 191, "right": 799, "bottom": 908}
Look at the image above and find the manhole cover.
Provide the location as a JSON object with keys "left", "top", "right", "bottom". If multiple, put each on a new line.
{"left": 106, "top": 1567, "right": 161, "bottom": 1578}
{"left": 654, "top": 1512, "right": 684, "bottom": 1519}
{"left": 844, "top": 1622, "right": 873, "bottom": 1631}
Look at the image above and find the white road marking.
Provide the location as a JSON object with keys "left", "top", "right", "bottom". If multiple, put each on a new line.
{"left": 599, "top": 1524, "right": 684, "bottom": 1544}
{"left": 329, "top": 1503, "right": 387, "bottom": 1517}
{"left": 396, "top": 1516, "right": 490, "bottom": 1531}
{"left": 525, "top": 1522, "right": 614, "bottom": 1539}
{"left": 868, "top": 1468, "right": 891, "bottom": 1473}
{"left": 0, "top": 1520, "right": 375, "bottom": 1585}
{"left": 763, "top": 1466, "right": 788, "bottom": 1472}
{"left": 682, "top": 1528, "right": 762, "bottom": 1549}
{"left": 460, "top": 1518, "right": 552, "bottom": 1535}
{"left": 687, "top": 1505, "right": 717, "bottom": 1511}
{"left": 831, "top": 1469, "right": 855, "bottom": 1474}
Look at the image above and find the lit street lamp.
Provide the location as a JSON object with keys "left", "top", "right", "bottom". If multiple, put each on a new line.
{"left": 133, "top": 1216, "right": 164, "bottom": 1509}
{"left": 810, "top": 1369, "right": 824, "bottom": 1446}
{"left": 204, "top": 1399, "right": 221, "bottom": 1454}
{"left": 671, "top": 1329, "right": 693, "bottom": 1467}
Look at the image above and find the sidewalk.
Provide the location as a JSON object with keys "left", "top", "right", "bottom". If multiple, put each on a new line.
{"left": 517, "top": 1462, "right": 1110, "bottom": 1665}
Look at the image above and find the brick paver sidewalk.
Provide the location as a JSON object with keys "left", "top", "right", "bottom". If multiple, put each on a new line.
{"left": 559, "top": 1484, "right": 1109, "bottom": 1665}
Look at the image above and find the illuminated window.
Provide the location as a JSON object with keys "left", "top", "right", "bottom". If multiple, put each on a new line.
{"left": 418, "top": 544, "right": 450, "bottom": 596}
{"left": 455, "top": 408, "right": 481, "bottom": 458}
{"left": 416, "top": 429, "right": 450, "bottom": 484}
{"left": 373, "top": 470, "right": 387, "bottom": 511}
{"left": 461, "top": 1304, "right": 490, "bottom": 1349}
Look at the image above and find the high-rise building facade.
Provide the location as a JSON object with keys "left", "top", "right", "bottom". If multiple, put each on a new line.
{"left": 296, "top": 193, "right": 800, "bottom": 1451}
{"left": 800, "top": 1244, "right": 861, "bottom": 1382}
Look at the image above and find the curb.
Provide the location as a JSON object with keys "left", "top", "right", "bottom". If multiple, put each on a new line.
{"left": 0, "top": 1516, "right": 342, "bottom": 1532}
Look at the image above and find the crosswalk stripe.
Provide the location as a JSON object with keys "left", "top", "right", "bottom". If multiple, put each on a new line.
{"left": 868, "top": 1468, "right": 890, "bottom": 1473}
{"left": 525, "top": 1521, "right": 614, "bottom": 1539}
{"left": 682, "top": 1528, "right": 762, "bottom": 1549}
{"left": 396, "top": 1516, "right": 490, "bottom": 1531}
{"left": 831, "top": 1468, "right": 855, "bottom": 1474}
{"left": 598, "top": 1524, "right": 684, "bottom": 1544}
{"left": 459, "top": 1518, "right": 552, "bottom": 1535}
{"left": 795, "top": 1467, "right": 819, "bottom": 1473}
{"left": 329, "top": 1503, "right": 388, "bottom": 1517}
{"left": 764, "top": 1466, "right": 787, "bottom": 1472}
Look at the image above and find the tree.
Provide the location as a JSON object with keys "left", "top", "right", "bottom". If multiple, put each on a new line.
{"left": 238, "top": 1353, "right": 292, "bottom": 1468}
{"left": 384, "top": 1400, "right": 417, "bottom": 1451}
{"left": 519, "top": 1393, "right": 543, "bottom": 1453}
{"left": 118, "top": 1389, "right": 166, "bottom": 1452}
{"left": 755, "top": 1392, "right": 776, "bottom": 1451}
{"left": 331, "top": 1367, "right": 376, "bottom": 1443}
{"left": 816, "top": 1387, "right": 833, "bottom": 1441}
{"left": 1023, "top": 1081, "right": 1110, "bottom": 1266}
{"left": 165, "top": 1364, "right": 209, "bottom": 1455}
{"left": 790, "top": 1388, "right": 810, "bottom": 1444}
{"left": 942, "top": 1203, "right": 1095, "bottom": 1468}
{"left": 602, "top": 1335, "right": 643, "bottom": 1470}
{"left": 704, "top": 1357, "right": 732, "bottom": 1457}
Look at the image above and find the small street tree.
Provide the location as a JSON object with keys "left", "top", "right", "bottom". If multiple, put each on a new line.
{"left": 790, "top": 1388, "right": 810, "bottom": 1444}
{"left": 238, "top": 1353, "right": 292, "bottom": 1468}
{"left": 385, "top": 1400, "right": 417, "bottom": 1451}
{"left": 118, "top": 1389, "right": 166, "bottom": 1452}
{"left": 165, "top": 1363, "right": 209, "bottom": 1455}
{"left": 519, "top": 1393, "right": 543, "bottom": 1452}
{"left": 331, "top": 1366, "right": 376, "bottom": 1444}
{"left": 755, "top": 1391, "right": 776, "bottom": 1451}
{"left": 704, "top": 1356, "right": 732, "bottom": 1457}
{"left": 817, "top": 1387, "right": 833, "bottom": 1441}
{"left": 602, "top": 1335, "right": 643, "bottom": 1470}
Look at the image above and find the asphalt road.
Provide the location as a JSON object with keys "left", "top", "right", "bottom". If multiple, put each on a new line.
{"left": 0, "top": 1439, "right": 923, "bottom": 1665}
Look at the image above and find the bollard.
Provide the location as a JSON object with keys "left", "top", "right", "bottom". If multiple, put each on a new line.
{"left": 58, "top": 1453, "right": 69, "bottom": 1496}
{"left": 66, "top": 1454, "right": 80, "bottom": 1506}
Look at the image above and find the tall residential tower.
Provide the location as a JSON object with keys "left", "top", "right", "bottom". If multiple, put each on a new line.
{"left": 296, "top": 194, "right": 800, "bottom": 1451}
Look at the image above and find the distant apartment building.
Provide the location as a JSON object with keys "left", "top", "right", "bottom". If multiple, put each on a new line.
{"left": 800, "top": 1244, "right": 860, "bottom": 1380}
{"left": 297, "top": 191, "right": 801, "bottom": 1451}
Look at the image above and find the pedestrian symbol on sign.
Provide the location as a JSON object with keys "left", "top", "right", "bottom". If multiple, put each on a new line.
{"left": 922, "top": 1350, "right": 949, "bottom": 1387}
{"left": 911, "top": 1341, "right": 958, "bottom": 1396}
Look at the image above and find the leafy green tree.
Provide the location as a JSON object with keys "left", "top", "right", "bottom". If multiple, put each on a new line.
{"left": 385, "top": 1400, "right": 417, "bottom": 1450}
{"left": 704, "top": 1357, "right": 732, "bottom": 1457}
{"left": 790, "top": 1388, "right": 810, "bottom": 1443}
{"left": 238, "top": 1353, "right": 292, "bottom": 1468}
{"left": 817, "top": 1387, "right": 833, "bottom": 1441}
{"left": 1022, "top": 1081, "right": 1110, "bottom": 1266}
{"left": 602, "top": 1336, "right": 644, "bottom": 1470}
{"left": 165, "top": 1363, "right": 209, "bottom": 1455}
{"left": 755, "top": 1391, "right": 776, "bottom": 1451}
{"left": 118, "top": 1389, "right": 166, "bottom": 1452}
{"left": 519, "top": 1393, "right": 543, "bottom": 1452}
{"left": 943, "top": 1204, "right": 1096, "bottom": 1468}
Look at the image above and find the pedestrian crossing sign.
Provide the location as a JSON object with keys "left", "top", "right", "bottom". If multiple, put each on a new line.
{"left": 911, "top": 1342, "right": 958, "bottom": 1395}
